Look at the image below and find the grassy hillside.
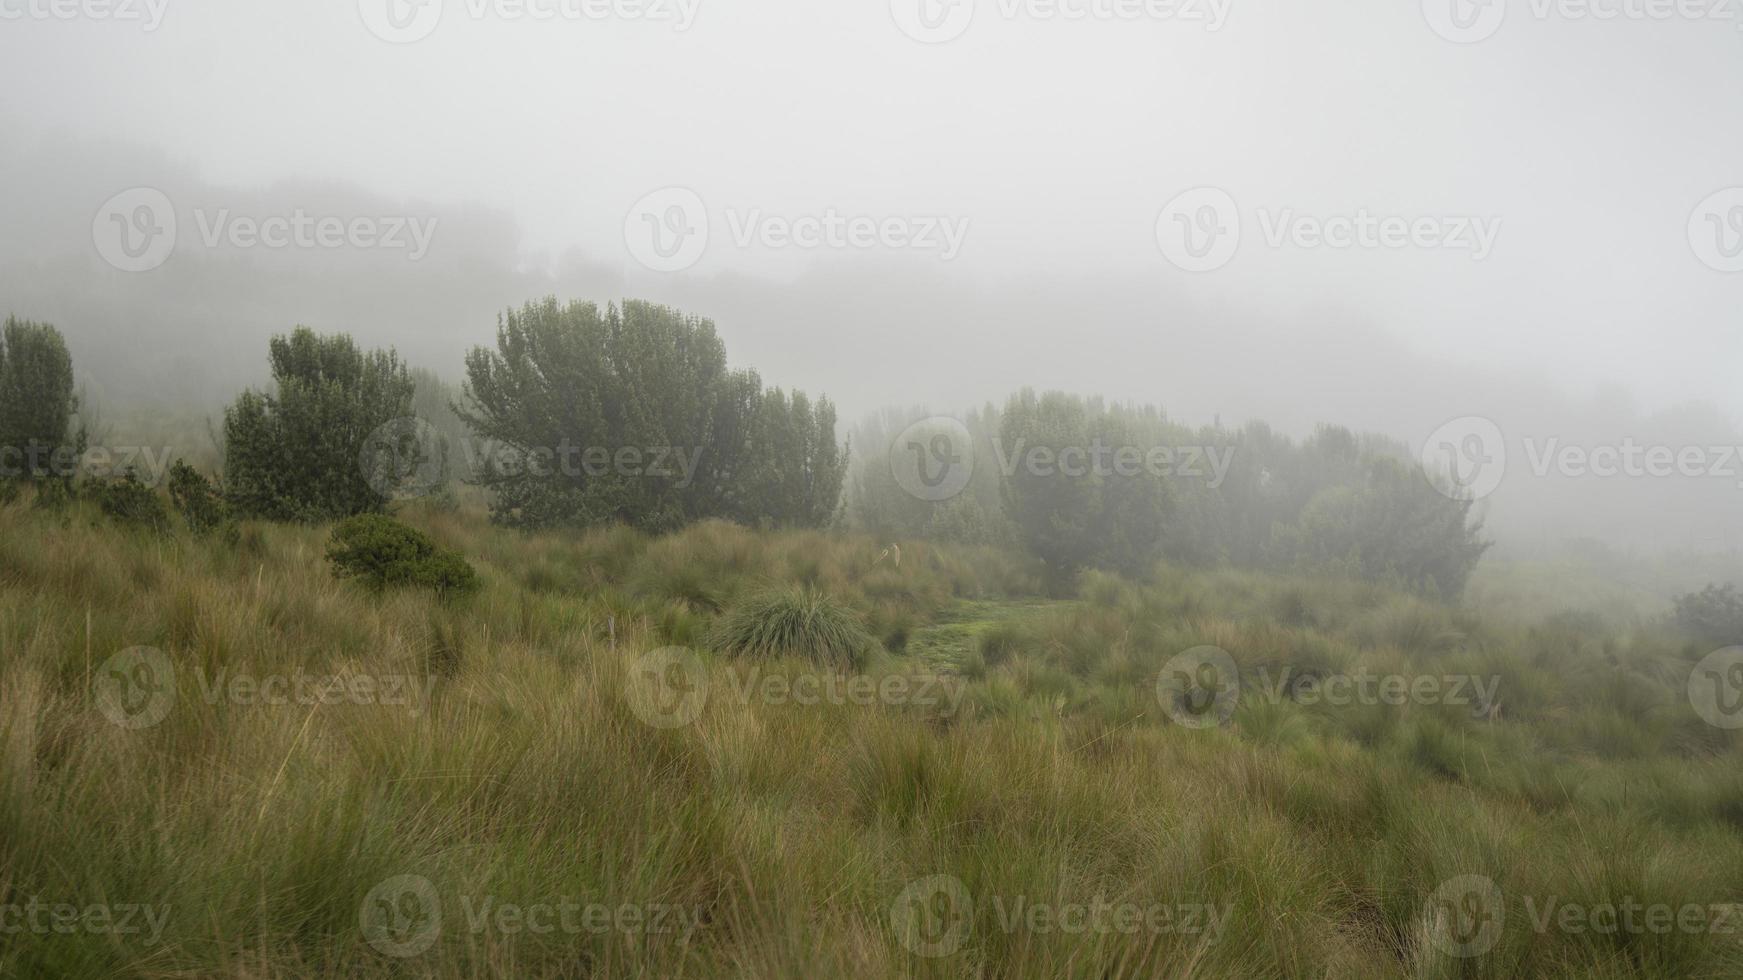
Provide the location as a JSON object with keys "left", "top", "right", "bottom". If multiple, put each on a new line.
{"left": 1, "top": 495, "right": 1740, "bottom": 978}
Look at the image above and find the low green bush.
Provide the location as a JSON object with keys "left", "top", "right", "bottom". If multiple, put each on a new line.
{"left": 325, "top": 514, "right": 480, "bottom": 596}
{"left": 87, "top": 470, "right": 170, "bottom": 533}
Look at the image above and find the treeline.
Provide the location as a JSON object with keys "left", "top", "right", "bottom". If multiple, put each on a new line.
{"left": 848, "top": 395, "right": 1490, "bottom": 598}
{"left": 5, "top": 300, "right": 1487, "bottom": 599}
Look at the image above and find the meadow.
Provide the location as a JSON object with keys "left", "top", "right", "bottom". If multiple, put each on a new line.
{"left": 2, "top": 490, "right": 1741, "bottom": 978}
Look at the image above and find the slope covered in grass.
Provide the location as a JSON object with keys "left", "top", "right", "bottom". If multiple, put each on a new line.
{"left": 1, "top": 495, "right": 1740, "bottom": 978}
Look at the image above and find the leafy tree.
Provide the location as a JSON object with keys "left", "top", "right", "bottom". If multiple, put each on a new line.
{"left": 223, "top": 328, "right": 416, "bottom": 521}
{"left": 458, "top": 298, "right": 845, "bottom": 531}
{"left": 0, "top": 316, "right": 84, "bottom": 481}
{"left": 1277, "top": 455, "right": 1489, "bottom": 599}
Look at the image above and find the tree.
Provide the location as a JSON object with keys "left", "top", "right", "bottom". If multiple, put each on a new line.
{"left": 1278, "top": 455, "right": 1490, "bottom": 598}
{"left": 458, "top": 298, "right": 845, "bottom": 531}
{"left": 223, "top": 327, "right": 417, "bottom": 521}
{"left": 0, "top": 316, "right": 84, "bottom": 481}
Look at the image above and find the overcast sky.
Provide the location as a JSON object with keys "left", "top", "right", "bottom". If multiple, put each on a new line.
{"left": 2, "top": 0, "right": 1740, "bottom": 549}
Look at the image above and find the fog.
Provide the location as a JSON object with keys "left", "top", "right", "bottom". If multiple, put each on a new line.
{"left": 3, "top": 0, "right": 1741, "bottom": 554}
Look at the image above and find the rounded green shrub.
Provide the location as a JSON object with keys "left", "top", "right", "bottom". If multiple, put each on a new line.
{"left": 325, "top": 514, "right": 480, "bottom": 597}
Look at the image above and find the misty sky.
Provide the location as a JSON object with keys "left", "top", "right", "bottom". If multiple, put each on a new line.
{"left": 1, "top": 0, "right": 1740, "bottom": 551}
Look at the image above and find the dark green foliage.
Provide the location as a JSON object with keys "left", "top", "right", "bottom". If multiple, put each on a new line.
{"left": 166, "top": 459, "right": 233, "bottom": 537}
{"left": 998, "top": 390, "right": 1172, "bottom": 592}
{"left": 711, "top": 586, "right": 874, "bottom": 668}
{"left": 0, "top": 316, "right": 84, "bottom": 482}
{"left": 1673, "top": 583, "right": 1743, "bottom": 644}
{"left": 87, "top": 470, "right": 170, "bottom": 533}
{"left": 223, "top": 328, "right": 417, "bottom": 522}
{"left": 458, "top": 298, "right": 846, "bottom": 532}
{"left": 1276, "top": 455, "right": 1490, "bottom": 599}
{"left": 325, "top": 514, "right": 480, "bottom": 596}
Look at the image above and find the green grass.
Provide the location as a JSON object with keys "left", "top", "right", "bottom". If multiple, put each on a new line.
{"left": 1, "top": 492, "right": 1741, "bottom": 977}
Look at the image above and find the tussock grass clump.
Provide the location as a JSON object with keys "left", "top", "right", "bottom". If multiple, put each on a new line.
{"left": 710, "top": 586, "right": 874, "bottom": 668}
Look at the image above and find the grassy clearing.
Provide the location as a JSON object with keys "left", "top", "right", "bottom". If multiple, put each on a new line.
{"left": 1, "top": 494, "right": 1741, "bottom": 977}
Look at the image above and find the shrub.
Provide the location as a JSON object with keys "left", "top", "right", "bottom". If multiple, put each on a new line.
{"left": 1673, "top": 583, "right": 1743, "bottom": 645}
{"left": 325, "top": 514, "right": 480, "bottom": 596}
{"left": 711, "top": 586, "right": 873, "bottom": 668}
{"left": 87, "top": 470, "right": 170, "bottom": 533}
{"left": 224, "top": 328, "right": 418, "bottom": 522}
{"left": 166, "top": 459, "right": 233, "bottom": 538}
